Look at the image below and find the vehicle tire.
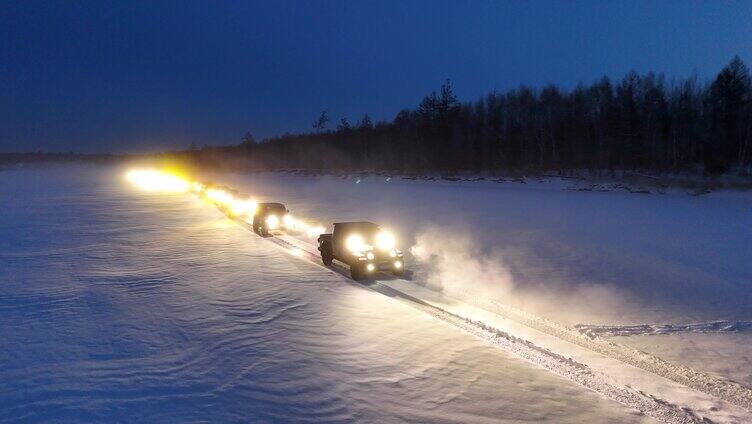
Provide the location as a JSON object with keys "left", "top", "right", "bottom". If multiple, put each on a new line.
{"left": 320, "top": 242, "right": 333, "bottom": 266}
{"left": 350, "top": 264, "right": 364, "bottom": 280}
{"left": 252, "top": 217, "right": 260, "bottom": 235}
{"left": 392, "top": 268, "right": 404, "bottom": 277}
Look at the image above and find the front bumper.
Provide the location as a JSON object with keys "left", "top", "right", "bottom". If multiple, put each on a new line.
{"left": 356, "top": 251, "right": 404, "bottom": 273}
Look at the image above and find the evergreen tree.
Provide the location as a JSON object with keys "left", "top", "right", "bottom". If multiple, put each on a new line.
{"left": 313, "top": 111, "right": 329, "bottom": 132}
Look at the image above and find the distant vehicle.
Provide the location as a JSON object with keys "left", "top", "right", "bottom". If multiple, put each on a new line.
{"left": 226, "top": 193, "right": 255, "bottom": 219}
{"left": 208, "top": 185, "right": 237, "bottom": 208}
{"left": 317, "top": 222, "right": 404, "bottom": 280}
{"left": 197, "top": 181, "right": 214, "bottom": 193}
{"left": 253, "top": 202, "right": 289, "bottom": 236}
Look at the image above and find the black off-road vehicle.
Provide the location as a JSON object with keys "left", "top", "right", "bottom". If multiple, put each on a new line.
{"left": 317, "top": 222, "right": 404, "bottom": 280}
{"left": 253, "top": 202, "right": 289, "bottom": 236}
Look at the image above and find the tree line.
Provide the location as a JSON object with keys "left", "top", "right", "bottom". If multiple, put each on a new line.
{"left": 190, "top": 56, "right": 752, "bottom": 175}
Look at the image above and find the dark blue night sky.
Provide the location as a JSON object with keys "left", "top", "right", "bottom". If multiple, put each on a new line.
{"left": 2, "top": 0, "right": 751, "bottom": 153}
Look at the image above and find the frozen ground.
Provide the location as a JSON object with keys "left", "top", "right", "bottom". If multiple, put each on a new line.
{"left": 0, "top": 166, "right": 656, "bottom": 423}
{"left": 214, "top": 170, "right": 752, "bottom": 400}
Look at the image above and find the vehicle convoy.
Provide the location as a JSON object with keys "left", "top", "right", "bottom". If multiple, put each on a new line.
{"left": 317, "top": 222, "right": 404, "bottom": 280}
{"left": 253, "top": 202, "right": 289, "bottom": 236}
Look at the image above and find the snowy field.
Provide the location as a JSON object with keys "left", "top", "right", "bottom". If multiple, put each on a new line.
{"left": 214, "top": 170, "right": 752, "bottom": 384}
{"left": 2, "top": 165, "right": 751, "bottom": 422}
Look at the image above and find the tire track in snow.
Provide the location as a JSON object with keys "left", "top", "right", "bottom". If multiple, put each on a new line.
{"left": 575, "top": 321, "right": 752, "bottom": 338}
{"left": 433, "top": 284, "right": 752, "bottom": 414}
{"left": 479, "top": 297, "right": 752, "bottom": 412}
{"left": 368, "top": 284, "right": 712, "bottom": 424}
{"left": 222, "top": 217, "right": 719, "bottom": 423}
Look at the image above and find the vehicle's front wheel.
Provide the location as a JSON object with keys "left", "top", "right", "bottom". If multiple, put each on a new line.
{"left": 320, "top": 242, "right": 333, "bottom": 266}
{"left": 350, "top": 264, "right": 365, "bottom": 280}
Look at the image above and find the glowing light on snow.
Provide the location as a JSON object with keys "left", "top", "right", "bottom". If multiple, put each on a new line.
{"left": 306, "top": 225, "right": 326, "bottom": 239}
{"left": 284, "top": 214, "right": 302, "bottom": 231}
{"left": 125, "top": 169, "right": 189, "bottom": 193}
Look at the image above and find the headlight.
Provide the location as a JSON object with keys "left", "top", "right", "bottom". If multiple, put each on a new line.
{"left": 266, "top": 214, "right": 279, "bottom": 229}
{"left": 366, "top": 252, "right": 375, "bottom": 260}
{"left": 375, "top": 230, "right": 396, "bottom": 250}
{"left": 394, "top": 260, "right": 402, "bottom": 269}
{"left": 366, "top": 263, "right": 376, "bottom": 272}
{"left": 346, "top": 233, "right": 370, "bottom": 253}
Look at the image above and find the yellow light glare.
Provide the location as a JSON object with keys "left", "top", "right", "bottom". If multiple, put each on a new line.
{"left": 191, "top": 182, "right": 206, "bottom": 193}
{"left": 125, "top": 169, "right": 189, "bottom": 193}
{"left": 231, "top": 199, "right": 256, "bottom": 217}
{"left": 206, "top": 189, "right": 233, "bottom": 206}
{"left": 375, "top": 230, "right": 396, "bottom": 250}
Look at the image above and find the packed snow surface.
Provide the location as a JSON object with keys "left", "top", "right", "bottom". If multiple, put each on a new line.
{"left": 1, "top": 166, "right": 657, "bottom": 423}
{"left": 215, "top": 170, "right": 752, "bottom": 388}
{"left": 3, "top": 165, "right": 752, "bottom": 422}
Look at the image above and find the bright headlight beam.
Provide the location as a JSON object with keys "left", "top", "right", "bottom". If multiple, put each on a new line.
{"left": 125, "top": 169, "right": 189, "bottom": 193}
{"left": 231, "top": 199, "right": 256, "bottom": 217}
{"left": 266, "top": 214, "right": 279, "bottom": 230}
{"left": 306, "top": 225, "right": 326, "bottom": 238}
{"left": 346, "top": 233, "right": 369, "bottom": 253}
{"left": 375, "top": 230, "right": 396, "bottom": 250}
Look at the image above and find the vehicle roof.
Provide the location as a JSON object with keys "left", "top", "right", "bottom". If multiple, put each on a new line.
{"left": 257, "top": 202, "right": 287, "bottom": 210}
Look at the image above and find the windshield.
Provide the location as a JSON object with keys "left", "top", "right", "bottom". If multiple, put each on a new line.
{"left": 336, "top": 223, "right": 379, "bottom": 240}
